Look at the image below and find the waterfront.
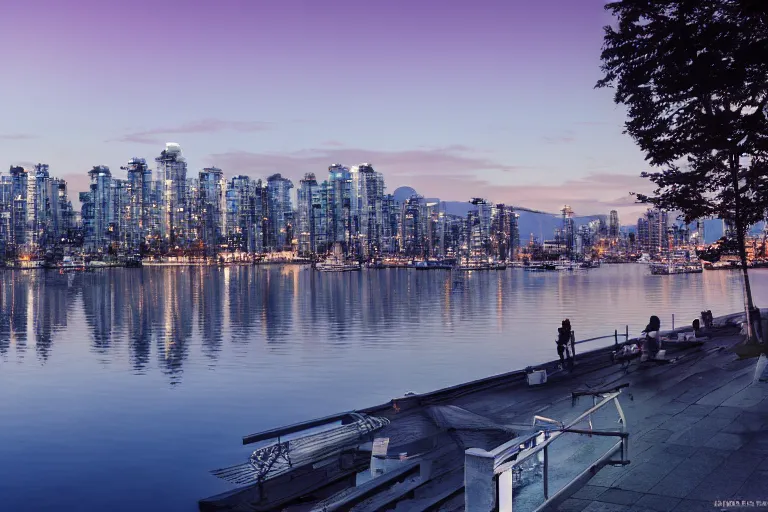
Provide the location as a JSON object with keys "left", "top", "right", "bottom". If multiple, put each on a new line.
{"left": 1, "top": 265, "right": 767, "bottom": 511}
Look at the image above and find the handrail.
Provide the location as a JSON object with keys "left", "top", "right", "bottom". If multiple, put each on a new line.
{"left": 241, "top": 328, "right": 631, "bottom": 446}
{"left": 574, "top": 333, "right": 627, "bottom": 345}
{"left": 242, "top": 411, "right": 358, "bottom": 445}
{"left": 568, "top": 326, "right": 629, "bottom": 358}
{"left": 465, "top": 387, "right": 629, "bottom": 512}
{"left": 495, "top": 391, "right": 622, "bottom": 473}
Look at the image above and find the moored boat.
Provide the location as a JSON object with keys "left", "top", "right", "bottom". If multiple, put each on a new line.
{"left": 8, "top": 258, "right": 46, "bottom": 269}
{"left": 59, "top": 256, "right": 86, "bottom": 271}
{"left": 315, "top": 243, "right": 361, "bottom": 272}
{"left": 524, "top": 262, "right": 558, "bottom": 272}
{"left": 316, "top": 261, "right": 362, "bottom": 272}
{"left": 649, "top": 261, "right": 703, "bottom": 275}
{"left": 413, "top": 260, "right": 453, "bottom": 270}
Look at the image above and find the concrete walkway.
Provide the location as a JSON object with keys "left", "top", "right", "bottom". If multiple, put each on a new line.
{"left": 554, "top": 339, "right": 768, "bottom": 511}
{"left": 201, "top": 319, "right": 768, "bottom": 512}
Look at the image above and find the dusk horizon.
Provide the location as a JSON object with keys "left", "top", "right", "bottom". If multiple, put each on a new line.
{"left": 2, "top": 2, "right": 768, "bottom": 510}
{"left": 1, "top": 0, "right": 655, "bottom": 220}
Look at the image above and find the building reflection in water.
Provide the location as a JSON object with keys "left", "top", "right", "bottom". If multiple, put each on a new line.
{"left": 0, "top": 266, "right": 752, "bottom": 385}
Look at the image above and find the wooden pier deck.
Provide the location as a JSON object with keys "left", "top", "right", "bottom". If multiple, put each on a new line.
{"left": 200, "top": 314, "right": 768, "bottom": 512}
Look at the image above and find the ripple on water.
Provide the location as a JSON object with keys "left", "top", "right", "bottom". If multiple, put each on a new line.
{"left": 0, "top": 265, "right": 765, "bottom": 511}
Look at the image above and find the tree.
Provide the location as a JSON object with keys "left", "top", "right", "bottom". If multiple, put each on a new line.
{"left": 597, "top": 0, "right": 768, "bottom": 346}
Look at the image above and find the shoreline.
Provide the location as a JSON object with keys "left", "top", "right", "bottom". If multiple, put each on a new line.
{"left": 199, "top": 309, "right": 767, "bottom": 512}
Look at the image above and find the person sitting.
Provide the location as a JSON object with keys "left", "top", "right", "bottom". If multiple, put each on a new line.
{"left": 642, "top": 315, "right": 661, "bottom": 360}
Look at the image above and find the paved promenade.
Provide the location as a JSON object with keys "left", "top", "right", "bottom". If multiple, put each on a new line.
{"left": 201, "top": 317, "right": 768, "bottom": 511}
{"left": 552, "top": 334, "right": 768, "bottom": 512}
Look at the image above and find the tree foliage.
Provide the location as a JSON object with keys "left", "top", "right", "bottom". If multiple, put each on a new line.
{"left": 597, "top": 0, "right": 768, "bottom": 344}
{"left": 597, "top": 0, "right": 768, "bottom": 227}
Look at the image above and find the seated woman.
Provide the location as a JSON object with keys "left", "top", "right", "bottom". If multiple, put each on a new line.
{"left": 642, "top": 315, "right": 661, "bottom": 359}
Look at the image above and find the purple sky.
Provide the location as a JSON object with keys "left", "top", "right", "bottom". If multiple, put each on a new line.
{"left": 0, "top": 0, "right": 653, "bottom": 221}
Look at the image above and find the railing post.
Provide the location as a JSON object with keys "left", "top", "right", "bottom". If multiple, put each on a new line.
{"left": 543, "top": 445, "right": 549, "bottom": 499}
{"left": 465, "top": 448, "right": 496, "bottom": 512}
{"left": 570, "top": 331, "right": 576, "bottom": 359}
{"left": 614, "top": 329, "right": 618, "bottom": 346}
{"left": 498, "top": 469, "right": 513, "bottom": 512}
{"left": 672, "top": 314, "right": 675, "bottom": 331}
{"left": 625, "top": 325, "right": 629, "bottom": 342}
{"left": 613, "top": 397, "right": 628, "bottom": 461}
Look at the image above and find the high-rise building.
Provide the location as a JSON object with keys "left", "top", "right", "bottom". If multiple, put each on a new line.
{"left": 111, "top": 178, "right": 130, "bottom": 249}
{"left": 327, "top": 164, "right": 352, "bottom": 253}
{"left": 490, "top": 204, "right": 519, "bottom": 261}
{"left": 400, "top": 195, "right": 429, "bottom": 258}
{"left": 357, "top": 163, "right": 384, "bottom": 258}
{"left": 31, "top": 164, "right": 57, "bottom": 250}
{"left": 560, "top": 205, "right": 575, "bottom": 258}
{"left": 381, "top": 193, "right": 399, "bottom": 255}
{"left": 297, "top": 173, "right": 319, "bottom": 255}
{"left": 467, "top": 198, "right": 493, "bottom": 261}
{"left": 266, "top": 173, "right": 294, "bottom": 251}
{"left": 225, "top": 175, "right": 265, "bottom": 253}
{"left": 81, "top": 165, "right": 114, "bottom": 252}
{"left": 636, "top": 217, "right": 650, "bottom": 253}
{"left": 155, "top": 143, "right": 188, "bottom": 248}
{"left": 0, "top": 174, "right": 11, "bottom": 255}
{"left": 609, "top": 210, "right": 620, "bottom": 238}
{"left": 53, "top": 179, "right": 73, "bottom": 245}
{"left": 121, "top": 157, "right": 154, "bottom": 251}
{"left": 9, "top": 166, "right": 29, "bottom": 252}
{"left": 647, "top": 208, "right": 669, "bottom": 254}
{"left": 198, "top": 167, "right": 226, "bottom": 253}
{"left": 637, "top": 208, "right": 668, "bottom": 255}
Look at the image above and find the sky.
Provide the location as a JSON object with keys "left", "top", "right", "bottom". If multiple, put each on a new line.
{"left": 0, "top": 0, "right": 655, "bottom": 222}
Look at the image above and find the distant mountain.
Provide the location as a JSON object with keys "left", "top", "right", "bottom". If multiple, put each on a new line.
{"left": 393, "top": 187, "right": 765, "bottom": 244}
{"left": 438, "top": 199, "right": 603, "bottom": 241}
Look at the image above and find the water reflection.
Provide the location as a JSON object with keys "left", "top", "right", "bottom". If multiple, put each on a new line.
{"left": 0, "top": 266, "right": 764, "bottom": 385}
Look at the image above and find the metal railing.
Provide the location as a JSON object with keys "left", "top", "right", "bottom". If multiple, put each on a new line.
{"left": 569, "top": 326, "right": 630, "bottom": 357}
{"left": 464, "top": 385, "right": 630, "bottom": 512}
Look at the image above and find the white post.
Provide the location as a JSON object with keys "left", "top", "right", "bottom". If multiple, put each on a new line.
{"left": 465, "top": 448, "right": 496, "bottom": 512}
{"left": 755, "top": 353, "right": 768, "bottom": 384}
{"left": 498, "top": 469, "right": 514, "bottom": 512}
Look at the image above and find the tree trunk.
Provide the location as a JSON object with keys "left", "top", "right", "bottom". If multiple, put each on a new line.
{"left": 730, "top": 154, "right": 762, "bottom": 344}
{"left": 732, "top": 154, "right": 760, "bottom": 344}
{"left": 736, "top": 225, "right": 759, "bottom": 343}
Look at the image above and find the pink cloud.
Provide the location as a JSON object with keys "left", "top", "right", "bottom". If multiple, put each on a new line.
{"left": 112, "top": 119, "right": 274, "bottom": 144}
{"left": 0, "top": 134, "right": 35, "bottom": 140}
{"left": 400, "top": 172, "right": 653, "bottom": 219}
{"left": 60, "top": 173, "right": 92, "bottom": 196}
{"left": 205, "top": 146, "right": 519, "bottom": 182}
{"left": 541, "top": 130, "right": 576, "bottom": 145}
{"left": 9, "top": 160, "right": 37, "bottom": 169}
{"left": 491, "top": 173, "right": 654, "bottom": 219}
{"left": 320, "top": 140, "right": 345, "bottom": 147}
{"left": 204, "top": 146, "right": 654, "bottom": 217}
{"left": 542, "top": 135, "right": 576, "bottom": 144}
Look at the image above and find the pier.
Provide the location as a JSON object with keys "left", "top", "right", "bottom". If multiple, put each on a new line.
{"left": 200, "top": 312, "right": 768, "bottom": 512}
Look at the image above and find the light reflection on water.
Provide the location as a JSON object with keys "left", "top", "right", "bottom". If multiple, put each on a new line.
{"left": 0, "top": 265, "right": 765, "bottom": 511}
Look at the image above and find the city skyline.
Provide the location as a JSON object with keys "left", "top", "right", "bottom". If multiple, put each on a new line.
{"left": 1, "top": 0, "right": 654, "bottom": 220}
{"left": 10, "top": 143, "right": 659, "bottom": 262}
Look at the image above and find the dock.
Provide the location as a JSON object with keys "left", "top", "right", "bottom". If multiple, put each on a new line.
{"left": 200, "top": 312, "right": 768, "bottom": 512}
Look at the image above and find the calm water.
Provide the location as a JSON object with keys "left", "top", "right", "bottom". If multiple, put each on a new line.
{"left": 1, "top": 264, "right": 766, "bottom": 511}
